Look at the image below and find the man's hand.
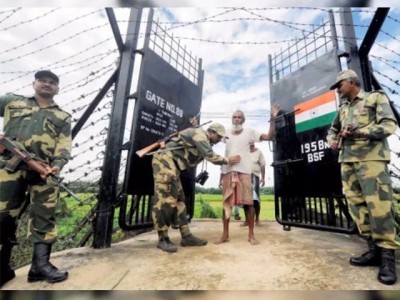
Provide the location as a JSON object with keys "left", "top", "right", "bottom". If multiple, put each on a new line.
{"left": 260, "top": 178, "right": 265, "bottom": 187}
{"left": 0, "top": 133, "right": 5, "bottom": 154}
{"left": 270, "top": 103, "right": 281, "bottom": 119}
{"left": 227, "top": 155, "right": 241, "bottom": 165}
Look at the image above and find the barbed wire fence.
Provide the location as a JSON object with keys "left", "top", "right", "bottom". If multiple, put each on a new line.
{"left": 0, "top": 7, "right": 399, "bottom": 268}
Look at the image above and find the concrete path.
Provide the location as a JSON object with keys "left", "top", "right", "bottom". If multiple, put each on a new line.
{"left": 2, "top": 220, "right": 399, "bottom": 290}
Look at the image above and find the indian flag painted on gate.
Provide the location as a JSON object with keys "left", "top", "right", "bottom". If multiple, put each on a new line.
{"left": 295, "top": 90, "right": 337, "bottom": 133}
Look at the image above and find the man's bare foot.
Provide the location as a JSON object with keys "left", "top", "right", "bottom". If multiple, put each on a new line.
{"left": 213, "top": 236, "right": 230, "bottom": 245}
{"left": 240, "top": 221, "right": 248, "bottom": 227}
{"left": 248, "top": 236, "right": 260, "bottom": 245}
{"left": 255, "top": 221, "right": 261, "bottom": 227}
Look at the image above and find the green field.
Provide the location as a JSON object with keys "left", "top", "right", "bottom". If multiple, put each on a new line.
{"left": 193, "top": 194, "right": 276, "bottom": 221}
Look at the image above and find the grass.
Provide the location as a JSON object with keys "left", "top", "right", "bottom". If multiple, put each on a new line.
{"left": 193, "top": 194, "right": 276, "bottom": 221}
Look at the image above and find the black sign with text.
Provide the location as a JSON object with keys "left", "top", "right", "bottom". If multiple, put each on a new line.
{"left": 126, "top": 49, "right": 203, "bottom": 197}
{"left": 271, "top": 50, "right": 342, "bottom": 197}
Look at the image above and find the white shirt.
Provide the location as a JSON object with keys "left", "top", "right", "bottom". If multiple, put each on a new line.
{"left": 221, "top": 128, "right": 262, "bottom": 174}
{"left": 251, "top": 149, "right": 266, "bottom": 178}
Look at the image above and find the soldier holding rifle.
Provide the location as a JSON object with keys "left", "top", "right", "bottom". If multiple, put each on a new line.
{"left": 139, "top": 122, "right": 240, "bottom": 253}
{"left": 327, "top": 69, "right": 399, "bottom": 285}
{"left": 0, "top": 70, "right": 71, "bottom": 287}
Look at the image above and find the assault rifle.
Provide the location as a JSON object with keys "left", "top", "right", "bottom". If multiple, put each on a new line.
{"left": 0, "top": 134, "right": 81, "bottom": 201}
{"left": 136, "top": 120, "right": 212, "bottom": 158}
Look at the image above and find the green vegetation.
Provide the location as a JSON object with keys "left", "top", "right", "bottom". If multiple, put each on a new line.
{"left": 193, "top": 194, "right": 276, "bottom": 221}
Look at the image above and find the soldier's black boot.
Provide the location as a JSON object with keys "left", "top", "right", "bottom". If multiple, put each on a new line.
{"left": 181, "top": 234, "right": 207, "bottom": 247}
{"left": 157, "top": 237, "right": 178, "bottom": 253}
{"left": 349, "top": 238, "right": 380, "bottom": 267}
{"left": 27, "top": 243, "right": 68, "bottom": 283}
{"left": 378, "top": 248, "right": 397, "bottom": 285}
{"left": 0, "top": 241, "right": 16, "bottom": 288}
{"left": 0, "top": 214, "right": 17, "bottom": 288}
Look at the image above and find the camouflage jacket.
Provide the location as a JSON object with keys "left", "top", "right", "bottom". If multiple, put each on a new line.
{"left": 326, "top": 90, "right": 397, "bottom": 162}
{"left": 0, "top": 93, "right": 72, "bottom": 169}
{"left": 167, "top": 127, "right": 228, "bottom": 170}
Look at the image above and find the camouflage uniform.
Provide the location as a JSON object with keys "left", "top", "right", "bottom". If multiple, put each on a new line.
{"left": 152, "top": 127, "right": 227, "bottom": 232}
{"left": 327, "top": 90, "right": 400, "bottom": 250}
{"left": 0, "top": 93, "right": 71, "bottom": 244}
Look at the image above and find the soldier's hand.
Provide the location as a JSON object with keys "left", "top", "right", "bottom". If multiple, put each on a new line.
{"left": 50, "top": 165, "right": 61, "bottom": 176}
{"left": 227, "top": 155, "right": 241, "bottom": 165}
{"left": 329, "top": 139, "right": 339, "bottom": 150}
{"left": 340, "top": 127, "right": 352, "bottom": 138}
{"left": 40, "top": 165, "right": 61, "bottom": 181}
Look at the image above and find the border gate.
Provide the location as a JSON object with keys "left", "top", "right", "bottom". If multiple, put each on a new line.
{"left": 118, "top": 10, "right": 204, "bottom": 232}
{"left": 268, "top": 10, "right": 357, "bottom": 233}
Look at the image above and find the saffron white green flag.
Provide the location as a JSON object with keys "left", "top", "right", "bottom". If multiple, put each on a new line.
{"left": 295, "top": 90, "right": 337, "bottom": 133}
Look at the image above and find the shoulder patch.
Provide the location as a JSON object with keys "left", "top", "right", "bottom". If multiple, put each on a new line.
{"left": 5, "top": 93, "right": 26, "bottom": 100}
{"left": 370, "top": 90, "right": 385, "bottom": 95}
{"left": 59, "top": 109, "right": 72, "bottom": 120}
{"left": 53, "top": 106, "right": 72, "bottom": 120}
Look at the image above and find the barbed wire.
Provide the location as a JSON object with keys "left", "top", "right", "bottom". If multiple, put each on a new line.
{"left": 0, "top": 37, "right": 114, "bottom": 87}
{"left": 374, "top": 69, "right": 400, "bottom": 88}
{"left": 0, "top": 8, "right": 60, "bottom": 31}
{"left": 370, "top": 54, "right": 400, "bottom": 65}
{"left": 0, "top": 8, "right": 22, "bottom": 15}
{"left": 370, "top": 55, "right": 400, "bottom": 74}
{"left": 165, "top": 7, "right": 242, "bottom": 31}
{"left": 0, "top": 9, "right": 102, "bottom": 56}
{"left": 0, "top": 8, "right": 21, "bottom": 25}
{"left": 0, "top": 23, "right": 110, "bottom": 65}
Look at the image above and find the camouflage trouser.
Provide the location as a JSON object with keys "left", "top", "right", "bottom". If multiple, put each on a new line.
{"left": 151, "top": 151, "right": 188, "bottom": 232}
{"left": 0, "top": 168, "right": 59, "bottom": 245}
{"left": 341, "top": 161, "right": 400, "bottom": 249}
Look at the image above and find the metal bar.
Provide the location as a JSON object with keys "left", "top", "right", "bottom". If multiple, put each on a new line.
{"left": 93, "top": 7, "right": 143, "bottom": 249}
{"left": 72, "top": 70, "right": 118, "bottom": 140}
{"left": 329, "top": 9, "right": 339, "bottom": 50}
{"left": 359, "top": 8, "right": 390, "bottom": 57}
{"left": 359, "top": 8, "right": 390, "bottom": 91}
{"left": 271, "top": 158, "right": 304, "bottom": 166}
{"left": 339, "top": 7, "right": 362, "bottom": 84}
{"left": 268, "top": 55, "right": 273, "bottom": 84}
{"left": 106, "top": 8, "right": 125, "bottom": 53}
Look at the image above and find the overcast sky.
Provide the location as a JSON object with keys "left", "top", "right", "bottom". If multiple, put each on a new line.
{"left": 1, "top": 6, "right": 399, "bottom": 188}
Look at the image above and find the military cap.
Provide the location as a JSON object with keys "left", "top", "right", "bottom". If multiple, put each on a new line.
{"left": 208, "top": 122, "right": 228, "bottom": 138}
{"left": 330, "top": 69, "right": 358, "bottom": 90}
{"left": 34, "top": 70, "right": 59, "bottom": 84}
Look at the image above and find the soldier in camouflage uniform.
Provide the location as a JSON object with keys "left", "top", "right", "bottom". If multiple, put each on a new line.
{"left": 0, "top": 70, "right": 71, "bottom": 287}
{"left": 327, "top": 69, "right": 399, "bottom": 285}
{"left": 152, "top": 122, "right": 240, "bottom": 253}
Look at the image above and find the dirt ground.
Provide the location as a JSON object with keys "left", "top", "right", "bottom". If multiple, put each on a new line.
{"left": 2, "top": 219, "right": 400, "bottom": 291}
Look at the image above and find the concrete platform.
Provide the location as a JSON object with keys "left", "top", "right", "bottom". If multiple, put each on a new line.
{"left": 2, "top": 220, "right": 399, "bottom": 290}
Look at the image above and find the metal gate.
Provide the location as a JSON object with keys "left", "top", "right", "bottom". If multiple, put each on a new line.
{"left": 118, "top": 9, "right": 204, "bottom": 231}
{"left": 268, "top": 10, "right": 356, "bottom": 233}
